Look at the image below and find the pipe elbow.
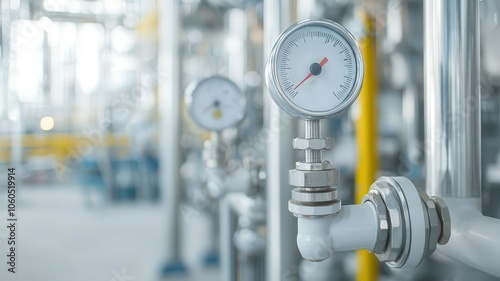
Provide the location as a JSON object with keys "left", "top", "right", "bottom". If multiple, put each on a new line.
{"left": 297, "top": 216, "right": 333, "bottom": 262}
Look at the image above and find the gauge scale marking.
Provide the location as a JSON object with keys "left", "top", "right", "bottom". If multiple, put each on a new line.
{"left": 186, "top": 76, "right": 246, "bottom": 131}
{"left": 267, "top": 19, "right": 364, "bottom": 119}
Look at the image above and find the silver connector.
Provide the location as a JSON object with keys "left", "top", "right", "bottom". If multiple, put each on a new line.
{"left": 203, "top": 132, "right": 229, "bottom": 169}
{"left": 362, "top": 192, "right": 389, "bottom": 255}
{"left": 289, "top": 120, "right": 341, "bottom": 217}
{"left": 366, "top": 177, "right": 451, "bottom": 268}
{"left": 431, "top": 196, "right": 451, "bottom": 245}
{"left": 293, "top": 137, "right": 334, "bottom": 150}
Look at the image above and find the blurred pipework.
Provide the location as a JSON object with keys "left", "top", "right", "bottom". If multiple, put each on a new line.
{"left": 0, "top": 0, "right": 499, "bottom": 281}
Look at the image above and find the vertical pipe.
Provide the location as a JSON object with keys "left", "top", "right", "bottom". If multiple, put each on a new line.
{"left": 354, "top": 12, "right": 379, "bottom": 281}
{"left": 264, "top": 1, "right": 300, "bottom": 280}
{"left": 158, "top": 0, "right": 183, "bottom": 263}
{"left": 1, "top": 0, "right": 11, "bottom": 119}
{"left": 221, "top": 195, "right": 237, "bottom": 281}
{"left": 424, "top": 0, "right": 481, "bottom": 198}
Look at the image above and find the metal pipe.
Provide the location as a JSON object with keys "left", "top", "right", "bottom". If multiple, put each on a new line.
{"left": 1, "top": 0, "right": 11, "bottom": 120}
{"left": 221, "top": 194, "right": 240, "bottom": 281}
{"left": 424, "top": 1, "right": 500, "bottom": 276}
{"left": 158, "top": 0, "right": 183, "bottom": 263}
{"left": 424, "top": 0, "right": 481, "bottom": 198}
{"left": 264, "top": 0, "right": 300, "bottom": 280}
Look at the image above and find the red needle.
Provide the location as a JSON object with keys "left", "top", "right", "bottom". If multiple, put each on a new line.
{"left": 203, "top": 101, "right": 219, "bottom": 114}
{"left": 203, "top": 105, "right": 212, "bottom": 114}
{"left": 293, "top": 57, "right": 329, "bottom": 90}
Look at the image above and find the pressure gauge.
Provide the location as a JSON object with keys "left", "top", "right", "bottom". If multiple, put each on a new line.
{"left": 186, "top": 76, "right": 246, "bottom": 131}
{"left": 266, "top": 19, "right": 364, "bottom": 119}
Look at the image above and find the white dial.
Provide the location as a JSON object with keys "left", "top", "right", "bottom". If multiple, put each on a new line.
{"left": 186, "top": 76, "right": 246, "bottom": 131}
{"left": 266, "top": 19, "right": 364, "bottom": 119}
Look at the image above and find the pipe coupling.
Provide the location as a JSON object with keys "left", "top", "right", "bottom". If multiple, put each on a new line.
{"left": 366, "top": 177, "right": 451, "bottom": 268}
{"left": 288, "top": 161, "right": 341, "bottom": 217}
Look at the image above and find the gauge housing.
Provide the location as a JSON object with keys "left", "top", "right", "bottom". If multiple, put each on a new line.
{"left": 266, "top": 19, "right": 364, "bottom": 119}
{"left": 185, "top": 76, "right": 246, "bottom": 131}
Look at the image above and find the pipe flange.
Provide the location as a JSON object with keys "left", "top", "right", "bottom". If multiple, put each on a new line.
{"left": 295, "top": 161, "right": 334, "bottom": 171}
{"left": 362, "top": 191, "right": 389, "bottom": 254}
{"left": 431, "top": 196, "right": 451, "bottom": 245}
{"left": 371, "top": 177, "right": 429, "bottom": 268}
{"left": 289, "top": 199, "right": 341, "bottom": 217}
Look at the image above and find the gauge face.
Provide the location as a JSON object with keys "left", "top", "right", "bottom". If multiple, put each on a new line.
{"left": 266, "top": 19, "right": 364, "bottom": 119}
{"left": 186, "top": 76, "right": 246, "bottom": 131}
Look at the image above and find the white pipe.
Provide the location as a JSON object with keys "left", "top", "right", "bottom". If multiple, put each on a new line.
{"left": 297, "top": 216, "right": 333, "bottom": 262}
{"left": 296, "top": 204, "right": 379, "bottom": 262}
{"left": 330, "top": 204, "right": 379, "bottom": 252}
{"left": 437, "top": 198, "right": 500, "bottom": 277}
{"left": 221, "top": 193, "right": 244, "bottom": 281}
{"left": 158, "top": 0, "right": 182, "bottom": 262}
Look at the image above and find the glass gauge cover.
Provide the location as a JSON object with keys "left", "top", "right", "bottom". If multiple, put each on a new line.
{"left": 186, "top": 76, "right": 246, "bottom": 131}
{"left": 266, "top": 19, "right": 364, "bottom": 119}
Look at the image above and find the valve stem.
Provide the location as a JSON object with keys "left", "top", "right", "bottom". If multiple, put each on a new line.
{"left": 305, "top": 119, "right": 322, "bottom": 163}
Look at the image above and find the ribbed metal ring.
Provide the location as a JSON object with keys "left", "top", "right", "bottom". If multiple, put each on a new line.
{"left": 292, "top": 188, "right": 337, "bottom": 203}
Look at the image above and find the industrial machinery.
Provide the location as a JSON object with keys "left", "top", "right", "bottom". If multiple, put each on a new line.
{"left": 266, "top": 18, "right": 451, "bottom": 268}
{"left": 2, "top": 1, "right": 500, "bottom": 281}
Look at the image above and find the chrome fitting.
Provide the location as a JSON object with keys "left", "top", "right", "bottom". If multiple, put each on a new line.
{"left": 293, "top": 137, "right": 334, "bottom": 150}
{"left": 362, "top": 192, "right": 389, "bottom": 254}
{"left": 289, "top": 161, "right": 341, "bottom": 217}
{"left": 431, "top": 196, "right": 451, "bottom": 245}
{"left": 366, "top": 177, "right": 451, "bottom": 268}
{"left": 292, "top": 187, "right": 337, "bottom": 203}
{"left": 295, "top": 161, "right": 333, "bottom": 171}
{"left": 288, "top": 196, "right": 341, "bottom": 217}
{"left": 203, "top": 138, "right": 228, "bottom": 168}
{"left": 417, "top": 188, "right": 441, "bottom": 258}
{"left": 289, "top": 168, "right": 340, "bottom": 188}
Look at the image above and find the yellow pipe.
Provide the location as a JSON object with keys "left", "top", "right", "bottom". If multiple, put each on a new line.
{"left": 0, "top": 134, "right": 129, "bottom": 148}
{"left": 354, "top": 12, "right": 379, "bottom": 281}
{"left": 0, "top": 134, "right": 130, "bottom": 163}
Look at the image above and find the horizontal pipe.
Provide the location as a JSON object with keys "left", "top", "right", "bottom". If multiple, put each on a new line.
{"left": 330, "top": 204, "right": 378, "bottom": 252}
{"left": 437, "top": 198, "right": 500, "bottom": 277}
{"left": 296, "top": 204, "right": 379, "bottom": 262}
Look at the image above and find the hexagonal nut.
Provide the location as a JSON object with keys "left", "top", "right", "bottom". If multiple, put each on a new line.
{"left": 289, "top": 199, "right": 341, "bottom": 216}
{"left": 431, "top": 196, "right": 451, "bottom": 245}
{"left": 369, "top": 185, "right": 404, "bottom": 262}
{"left": 362, "top": 192, "right": 389, "bottom": 254}
{"left": 416, "top": 188, "right": 441, "bottom": 257}
{"left": 289, "top": 169, "right": 339, "bottom": 188}
{"left": 296, "top": 161, "right": 334, "bottom": 171}
{"left": 293, "top": 137, "right": 334, "bottom": 150}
